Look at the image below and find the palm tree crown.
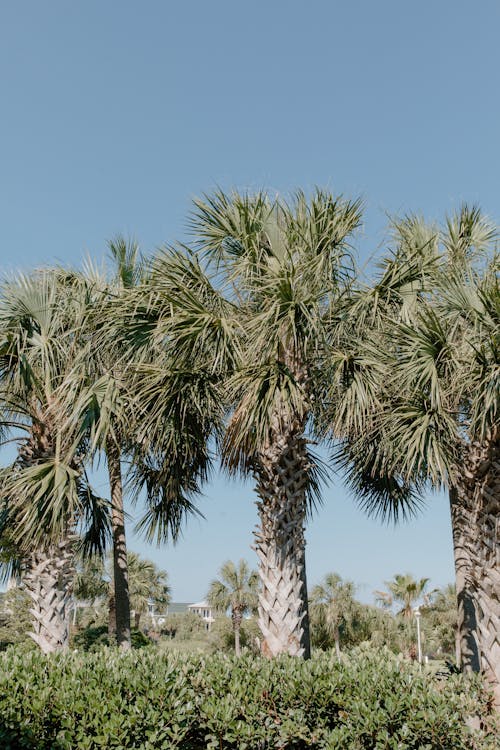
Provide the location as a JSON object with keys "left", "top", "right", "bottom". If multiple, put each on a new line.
{"left": 375, "top": 574, "right": 431, "bottom": 619}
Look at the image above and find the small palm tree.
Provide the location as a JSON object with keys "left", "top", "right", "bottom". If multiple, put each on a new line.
{"left": 310, "top": 572, "right": 358, "bottom": 660}
{"left": 207, "top": 559, "right": 259, "bottom": 656}
{"left": 74, "top": 551, "right": 170, "bottom": 631}
{"left": 127, "top": 551, "right": 170, "bottom": 629}
{"left": 375, "top": 574, "right": 431, "bottom": 619}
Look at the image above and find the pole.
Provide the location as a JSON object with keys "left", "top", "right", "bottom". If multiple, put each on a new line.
{"left": 414, "top": 608, "right": 422, "bottom": 664}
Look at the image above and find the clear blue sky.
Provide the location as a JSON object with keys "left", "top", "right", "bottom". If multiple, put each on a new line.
{"left": 1, "top": 1, "right": 498, "bottom": 602}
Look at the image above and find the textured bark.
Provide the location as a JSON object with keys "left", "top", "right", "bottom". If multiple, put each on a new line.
{"left": 17, "top": 413, "right": 76, "bottom": 653}
{"left": 253, "top": 427, "right": 311, "bottom": 658}
{"left": 449, "top": 486, "right": 480, "bottom": 672}
{"left": 106, "top": 436, "right": 131, "bottom": 651}
{"left": 452, "top": 432, "right": 500, "bottom": 709}
{"left": 23, "top": 539, "right": 75, "bottom": 653}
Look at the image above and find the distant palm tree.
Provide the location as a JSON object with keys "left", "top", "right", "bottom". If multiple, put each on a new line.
{"left": 375, "top": 574, "right": 431, "bottom": 619}
{"left": 127, "top": 551, "right": 170, "bottom": 629}
{"left": 207, "top": 559, "right": 259, "bottom": 656}
{"left": 74, "top": 551, "right": 170, "bottom": 631}
{"left": 310, "top": 572, "right": 358, "bottom": 660}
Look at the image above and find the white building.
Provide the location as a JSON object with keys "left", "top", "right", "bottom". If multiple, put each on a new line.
{"left": 188, "top": 600, "right": 215, "bottom": 631}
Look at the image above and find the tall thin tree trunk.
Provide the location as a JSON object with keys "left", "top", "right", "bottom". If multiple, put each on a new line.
{"left": 232, "top": 608, "right": 243, "bottom": 657}
{"left": 23, "top": 538, "right": 75, "bottom": 653}
{"left": 106, "top": 435, "right": 131, "bottom": 651}
{"left": 299, "top": 555, "right": 311, "bottom": 659}
{"left": 254, "top": 429, "right": 311, "bottom": 658}
{"left": 452, "top": 433, "right": 500, "bottom": 710}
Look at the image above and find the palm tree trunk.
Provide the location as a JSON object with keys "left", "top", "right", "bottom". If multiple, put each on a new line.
{"left": 452, "top": 433, "right": 500, "bottom": 709}
{"left": 253, "top": 430, "right": 311, "bottom": 658}
{"left": 449, "top": 486, "right": 480, "bottom": 672}
{"left": 232, "top": 608, "right": 243, "bottom": 657}
{"left": 18, "top": 423, "right": 76, "bottom": 653}
{"left": 23, "top": 538, "right": 75, "bottom": 653}
{"left": 106, "top": 435, "right": 131, "bottom": 651}
{"left": 299, "top": 558, "right": 311, "bottom": 659}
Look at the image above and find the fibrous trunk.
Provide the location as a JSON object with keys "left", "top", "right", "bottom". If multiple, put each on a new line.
{"left": 106, "top": 435, "right": 131, "bottom": 650}
{"left": 452, "top": 432, "right": 500, "bottom": 709}
{"left": 23, "top": 538, "right": 75, "bottom": 653}
{"left": 17, "top": 418, "right": 76, "bottom": 653}
{"left": 253, "top": 430, "right": 311, "bottom": 658}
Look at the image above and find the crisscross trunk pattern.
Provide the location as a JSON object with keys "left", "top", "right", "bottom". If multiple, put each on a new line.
{"left": 17, "top": 414, "right": 76, "bottom": 653}
{"left": 253, "top": 428, "right": 311, "bottom": 658}
{"left": 23, "top": 540, "right": 75, "bottom": 653}
{"left": 452, "top": 431, "right": 500, "bottom": 708}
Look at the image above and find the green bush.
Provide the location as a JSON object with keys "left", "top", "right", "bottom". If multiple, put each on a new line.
{"left": 208, "top": 616, "right": 260, "bottom": 654}
{"left": 0, "top": 588, "right": 33, "bottom": 649}
{"left": 0, "top": 646, "right": 496, "bottom": 749}
{"left": 73, "top": 626, "right": 152, "bottom": 651}
{"left": 161, "top": 612, "right": 207, "bottom": 640}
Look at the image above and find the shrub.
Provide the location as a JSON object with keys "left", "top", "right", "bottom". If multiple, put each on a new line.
{"left": 0, "top": 588, "right": 33, "bottom": 649}
{"left": 161, "top": 612, "right": 207, "bottom": 640}
{"left": 208, "top": 616, "right": 260, "bottom": 654}
{"left": 73, "top": 626, "right": 152, "bottom": 651}
{"left": 0, "top": 646, "right": 496, "bottom": 749}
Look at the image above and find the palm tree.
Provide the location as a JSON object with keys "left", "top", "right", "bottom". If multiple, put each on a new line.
{"left": 334, "top": 207, "right": 500, "bottom": 706}
{"left": 310, "top": 572, "right": 358, "bottom": 660}
{"left": 425, "top": 583, "right": 459, "bottom": 661}
{"left": 74, "top": 551, "right": 170, "bottom": 631}
{"left": 70, "top": 237, "right": 146, "bottom": 650}
{"left": 127, "top": 551, "right": 170, "bottom": 630}
{"left": 0, "top": 272, "right": 109, "bottom": 652}
{"left": 207, "top": 559, "right": 259, "bottom": 656}
{"left": 65, "top": 235, "right": 222, "bottom": 648}
{"left": 375, "top": 574, "right": 431, "bottom": 619}
{"left": 141, "top": 188, "right": 363, "bottom": 657}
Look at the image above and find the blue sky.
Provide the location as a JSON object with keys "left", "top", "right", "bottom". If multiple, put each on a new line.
{"left": 1, "top": 1, "right": 498, "bottom": 602}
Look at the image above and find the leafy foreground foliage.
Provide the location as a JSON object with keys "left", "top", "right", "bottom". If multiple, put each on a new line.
{"left": 0, "top": 647, "right": 496, "bottom": 749}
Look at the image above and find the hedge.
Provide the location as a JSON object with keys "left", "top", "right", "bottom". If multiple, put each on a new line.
{"left": 0, "top": 646, "right": 496, "bottom": 749}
